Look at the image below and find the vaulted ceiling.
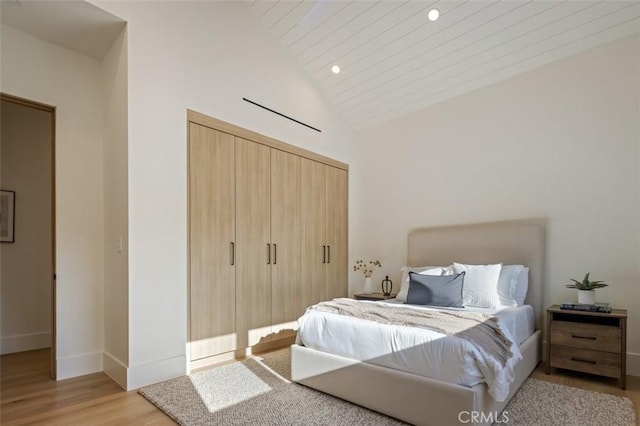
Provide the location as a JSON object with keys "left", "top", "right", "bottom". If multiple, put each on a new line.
{"left": 248, "top": 0, "right": 640, "bottom": 129}
{"left": 2, "top": 1, "right": 638, "bottom": 130}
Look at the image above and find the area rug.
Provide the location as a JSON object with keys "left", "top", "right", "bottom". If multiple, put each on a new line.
{"left": 139, "top": 348, "right": 636, "bottom": 426}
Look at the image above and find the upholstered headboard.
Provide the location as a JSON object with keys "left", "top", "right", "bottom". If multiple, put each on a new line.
{"left": 408, "top": 220, "right": 545, "bottom": 330}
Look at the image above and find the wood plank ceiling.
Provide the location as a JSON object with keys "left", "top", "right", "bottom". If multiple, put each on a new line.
{"left": 247, "top": 0, "right": 640, "bottom": 129}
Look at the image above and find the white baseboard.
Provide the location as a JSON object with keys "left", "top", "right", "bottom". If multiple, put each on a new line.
{"left": 627, "top": 352, "right": 640, "bottom": 377}
{"left": 57, "top": 351, "right": 103, "bottom": 380}
{"left": 0, "top": 331, "right": 51, "bottom": 354}
{"left": 103, "top": 351, "right": 128, "bottom": 389}
{"left": 127, "top": 354, "right": 186, "bottom": 390}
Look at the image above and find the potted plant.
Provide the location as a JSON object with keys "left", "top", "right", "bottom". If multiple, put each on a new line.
{"left": 565, "top": 272, "right": 608, "bottom": 304}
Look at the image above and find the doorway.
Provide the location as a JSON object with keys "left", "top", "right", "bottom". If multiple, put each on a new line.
{"left": 0, "top": 93, "right": 56, "bottom": 379}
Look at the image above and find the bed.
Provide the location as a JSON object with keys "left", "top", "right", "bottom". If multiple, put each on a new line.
{"left": 291, "top": 220, "right": 545, "bottom": 426}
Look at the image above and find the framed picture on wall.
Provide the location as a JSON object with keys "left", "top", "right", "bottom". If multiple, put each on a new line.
{"left": 1, "top": 190, "right": 15, "bottom": 243}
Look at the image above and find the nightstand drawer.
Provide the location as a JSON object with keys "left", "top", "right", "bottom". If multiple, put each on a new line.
{"left": 550, "top": 321, "right": 621, "bottom": 353}
{"left": 550, "top": 345, "right": 621, "bottom": 378}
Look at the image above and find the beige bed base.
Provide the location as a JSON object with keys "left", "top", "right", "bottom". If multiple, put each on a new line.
{"left": 291, "top": 220, "right": 545, "bottom": 425}
{"left": 292, "top": 331, "right": 540, "bottom": 426}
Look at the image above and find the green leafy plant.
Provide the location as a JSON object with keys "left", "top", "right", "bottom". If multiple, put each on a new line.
{"left": 565, "top": 272, "right": 608, "bottom": 290}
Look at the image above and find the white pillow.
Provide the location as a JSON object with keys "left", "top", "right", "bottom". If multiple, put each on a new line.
{"left": 396, "top": 265, "right": 453, "bottom": 302}
{"left": 453, "top": 262, "right": 502, "bottom": 308}
{"left": 497, "top": 265, "right": 525, "bottom": 307}
{"left": 514, "top": 267, "right": 529, "bottom": 305}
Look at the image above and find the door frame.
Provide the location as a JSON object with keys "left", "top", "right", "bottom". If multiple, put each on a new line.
{"left": 1, "top": 93, "right": 57, "bottom": 379}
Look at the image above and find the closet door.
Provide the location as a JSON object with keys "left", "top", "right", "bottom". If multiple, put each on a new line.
{"left": 235, "top": 138, "right": 271, "bottom": 348}
{"left": 300, "top": 159, "right": 326, "bottom": 310}
{"left": 270, "top": 150, "right": 301, "bottom": 335}
{"left": 189, "top": 123, "right": 236, "bottom": 360}
{"left": 325, "top": 166, "right": 348, "bottom": 300}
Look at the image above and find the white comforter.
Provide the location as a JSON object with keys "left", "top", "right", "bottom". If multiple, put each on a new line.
{"left": 296, "top": 301, "right": 528, "bottom": 401}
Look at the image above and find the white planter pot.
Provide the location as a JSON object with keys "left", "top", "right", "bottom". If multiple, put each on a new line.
{"left": 578, "top": 290, "right": 596, "bottom": 304}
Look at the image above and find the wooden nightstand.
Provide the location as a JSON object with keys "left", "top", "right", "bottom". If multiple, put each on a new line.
{"left": 546, "top": 305, "right": 627, "bottom": 389}
{"left": 353, "top": 293, "right": 397, "bottom": 301}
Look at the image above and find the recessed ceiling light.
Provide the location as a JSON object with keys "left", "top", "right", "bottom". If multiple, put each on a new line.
{"left": 427, "top": 8, "right": 440, "bottom": 22}
{"left": 331, "top": 65, "right": 341, "bottom": 74}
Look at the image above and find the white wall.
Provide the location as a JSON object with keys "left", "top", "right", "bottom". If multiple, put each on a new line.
{"left": 92, "top": 1, "right": 354, "bottom": 389}
{"left": 0, "top": 100, "right": 52, "bottom": 354}
{"left": 102, "top": 28, "right": 129, "bottom": 388}
{"left": 1, "top": 24, "right": 105, "bottom": 379}
{"left": 351, "top": 35, "right": 640, "bottom": 374}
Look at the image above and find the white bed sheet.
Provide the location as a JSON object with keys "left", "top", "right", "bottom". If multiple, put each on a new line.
{"left": 296, "top": 302, "right": 534, "bottom": 401}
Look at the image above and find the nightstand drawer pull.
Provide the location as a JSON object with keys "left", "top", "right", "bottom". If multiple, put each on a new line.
{"left": 571, "top": 334, "right": 596, "bottom": 340}
{"left": 571, "top": 357, "right": 596, "bottom": 365}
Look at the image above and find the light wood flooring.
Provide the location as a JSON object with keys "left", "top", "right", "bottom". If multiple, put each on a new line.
{"left": 1, "top": 349, "right": 174, "bottom": 425}
{"left": 2, "top": 348, "right": 639, "bottom": 425}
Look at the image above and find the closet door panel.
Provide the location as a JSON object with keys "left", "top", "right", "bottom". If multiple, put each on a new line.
{"left": 189, "top": 123, "right": 236, "bottom": 360}
{"left": 271, "top": 150, "right": 301, "bottom": 335}
{"left": 235, "top": 138, "right": 271, "bottom": 347}
{"left": 301, "top": 159, "right": 326, "bottom": 310}
{"left": 325, "top": 166, "right": 348, "bottom": 300}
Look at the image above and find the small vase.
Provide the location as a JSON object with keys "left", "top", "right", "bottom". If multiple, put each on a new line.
{"left": 364, "top": 277, "right": 373, "bottom": 294}
{"left": 578, "top": 290, "right": 595, "bottom": 304}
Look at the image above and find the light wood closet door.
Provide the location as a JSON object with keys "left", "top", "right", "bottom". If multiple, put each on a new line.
{"left": 300, "top": 158, "right": 326, "bottom": 310}
{"left": 235, "top": 138, "right": 271, "bottom": 348}
{"left": 325, "top": 166, "right": 348, "bottom": 299}
{"left": 271, "top": 150, "right": 301, "bottom": 335}
{"left": 189, "top": 123, "right": 236, "bottom": 360}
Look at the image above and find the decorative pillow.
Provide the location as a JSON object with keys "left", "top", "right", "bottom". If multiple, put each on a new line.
{"left": 453, "top": 262, "right": 502, "bottom": 308}
{"left": 406, "top": 272, "right": 465, "bottom": 308}
{"left": 497, "top": 265, "right": 525, "bottom": 307}
{"left": 396, "top": 265, "right": 453, "bottom": 302}
{"left": 514, "top": 267, "right": 530, "bottom": 305}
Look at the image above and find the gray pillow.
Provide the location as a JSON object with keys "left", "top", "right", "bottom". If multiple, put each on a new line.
{"left": 406, "top": 271, "right": 465, "bottom": 308}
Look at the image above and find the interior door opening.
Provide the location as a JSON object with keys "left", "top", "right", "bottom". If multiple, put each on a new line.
{"left": 0, "top": 93, "right": 56, "bottom": 379}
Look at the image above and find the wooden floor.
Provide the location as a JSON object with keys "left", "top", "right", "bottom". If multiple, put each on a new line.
{"left": 1, "top": 349, "right": 174, "bottom": 425}
{"left": 2, "top": 348, "right": 639, "bottom": 425}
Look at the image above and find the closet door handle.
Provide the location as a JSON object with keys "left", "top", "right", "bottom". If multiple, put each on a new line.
{"left": 273, "top": 244, "right": 277, "bottom": 265}
{"left": 327, "top": 245, "right": 331, "bottom": 263}
{"left": 230, "top": 242, "right": 235, "bottom": 266}
{"left": 267, "top": 243, "right": 271, "bottom": 264}
{"left": 322, "top": 245, "right": 326, "bottom": 264}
